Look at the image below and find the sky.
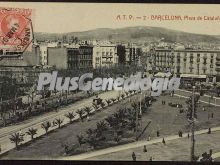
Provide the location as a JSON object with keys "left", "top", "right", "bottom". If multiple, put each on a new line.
{"left": 1, "top": 2, "right": 220, "bottom": 35}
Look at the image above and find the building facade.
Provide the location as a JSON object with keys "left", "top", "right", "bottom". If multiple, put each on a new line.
{"left": 93, "top": 44, "right": 118, "bottom": 68}
{"left": 146, "top": 47, "right": 220, "bottom": 81}
{"left": 68, "top": 45, "right": 93, "bottom": 70}
{"left": 117, "top": 44, "right": 141, "bottom": 66}
{"left": 0, "top": 45, "right": 41, "bottom": 68}
{"left": 47, "top": 45, "right": 93, "bottom": 70}
{"left": 39, "top": 42, "right": 62, "bottom": 66}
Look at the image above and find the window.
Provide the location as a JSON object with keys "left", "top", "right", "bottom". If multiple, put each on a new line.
{"left": 177, "top": 68, "right": 180, "bottom": 73}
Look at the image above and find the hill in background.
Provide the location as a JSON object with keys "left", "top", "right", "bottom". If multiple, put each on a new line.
{"left": 35, "top": 26, "right": 220, "bottom": 44}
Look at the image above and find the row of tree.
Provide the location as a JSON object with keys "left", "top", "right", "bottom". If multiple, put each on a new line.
{"left": 8, "top": 90, "right": 139, "bottom": 150}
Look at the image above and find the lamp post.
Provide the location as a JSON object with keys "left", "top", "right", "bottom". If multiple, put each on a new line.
{"left": 191, "top": 86, "right": 196, "bottom": 161}
{"left": 136, "top": 90, "right": 143, "bottom": 140}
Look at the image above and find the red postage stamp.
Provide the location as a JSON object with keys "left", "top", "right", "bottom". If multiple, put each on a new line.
{"left": 0, "top": 7, "right": 34, "bottom": 53}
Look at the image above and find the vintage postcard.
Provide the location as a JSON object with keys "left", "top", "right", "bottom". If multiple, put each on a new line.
{"left": 0, "top": 2, "right": 219, "bottom": 162}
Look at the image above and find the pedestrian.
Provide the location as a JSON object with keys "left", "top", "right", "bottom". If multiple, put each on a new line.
{"left": 208, "top": 128, "right": 211, "bottom": 134}
{"left": 209, "top": 149, "right": 213, "bottom": 156}
{"left": 132, "top": 152, "right": 136, "bottom": 161}
{"left": 211, "top": 113, "right": 214, "bottom": 118}
{"left": 148, "top": 135, "right": 151, "bottom": 141}
{"left": 187, "top": 133, "right": 190, "bottom": 139}
{"left": 157, "top": 130, "right": 160, "bottom": 137}
{"left": 179, "top": 130, "right": 182, "bottom": 137}
{"left": 143, "top": 145, "right": 147, "bottom": 152}
{"left": 64, "top": 144, "right": 69, "bottom": 154}
{"left": 162, "top": 138, "right": 166, "bottom": 145}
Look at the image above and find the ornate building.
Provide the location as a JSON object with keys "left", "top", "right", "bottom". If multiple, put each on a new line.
{"left": 146, "top": 47, "right": 220, "bottom": 81}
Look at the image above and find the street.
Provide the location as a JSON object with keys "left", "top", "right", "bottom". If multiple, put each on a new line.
{"left": 0, "top": 90, "right": 120, "bottom": 155}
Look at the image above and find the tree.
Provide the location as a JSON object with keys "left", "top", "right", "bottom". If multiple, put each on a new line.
{"left": 113, "top": 111, "right": 125, "bottom": 125}
{"left": 76, "top": 109, "right": 85, "bottom": 122}
{"left": 84, "top": 106, "right": 92, "bottom": 116}
{"left": 9, "top": 132, "right": 24, "bottom": 149}
{"left": 106, "top": 99, "right": 112, "bottom": 106}
{"left": 0, "top": 103, "right": 7, "bottom": 127}
{"left": 125, "top": 92, "right": 129, "bottom": 96}
{"left": 85, "top": 128, "right": 99, "bottom": 149}
{"left": 121, "top": 94, "right": 125, "bottom": 99}
{"left": 96, "top": 121, "right": 108, "bottom": 137}
{"left": 100, "top": 102, "right": 106, "bottom": 109}
{"left": 111, "top": 98, "right": 116, "bottom": 103}
{"left": 131, "top": 102, "right": 138, "bottom": 111}
{"left": 26, "top": 128, "right": 37, "bottom": 140}
{"left": 53, "top": 118, "right": 64, "bottom": 128}
{"left": 126, "top": 108, "right": 136, "bottom": 131}
{"left": 76, "top": 134, "right": 85, "bottom": 146}
{"left": 64, "top": 112, "right": 75, "bottom": 123}
{"left": 114, "top": 132, "right": 121, "bottom": 143}
{"left": 41, "top": 121, "right": 51, "bottom": 135}
{"left": 105, "top": 116, "right": 116, "bottom": 128}
{"left": 92, "top": 102, "right": 99, "bottom": 110}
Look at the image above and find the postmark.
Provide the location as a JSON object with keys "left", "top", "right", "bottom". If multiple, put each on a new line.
{"left": 0, "top": 7, "right": 34, "bottom": 53}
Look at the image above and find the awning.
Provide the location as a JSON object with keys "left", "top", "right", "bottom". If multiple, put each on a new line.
{"left": 180, "top": 74, "right": 207, "bottom": 79}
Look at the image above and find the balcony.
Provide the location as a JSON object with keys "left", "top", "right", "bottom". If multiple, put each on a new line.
{"left": 216, "top": 61, "right": 220, "bottom": 66}
{"left": 102, "top": 55, "right": 113, "bottom": 58}
{"left": 215, "top": 67, "right": 220, "bottom": 72}
{"left": 216, "top": 55, "right": 220, "bottom": 60}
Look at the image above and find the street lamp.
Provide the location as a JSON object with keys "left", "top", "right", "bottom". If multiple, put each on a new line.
{"left": 191, "top": 85, "right": 196, "bottom": 161}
